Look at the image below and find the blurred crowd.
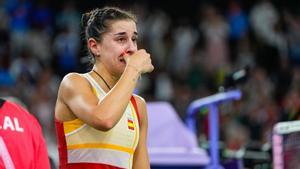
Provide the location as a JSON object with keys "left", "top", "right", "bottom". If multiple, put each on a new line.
{"left": 1, "top": 0, "right": 300, "bottom": 167}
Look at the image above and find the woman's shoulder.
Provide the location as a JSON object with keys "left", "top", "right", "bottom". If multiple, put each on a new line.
{"left": 132, "top": 94, "right": 147, "bottom": 113}
{"left": 132, "top": 94, "right": 145, "bottom": 105}
{"left": 59, "top": 72, "right": 90, "bottom": 91}
{"left": 63, "top": 72, "right": 86, "bottom": 80}
{"left": 61, "top": 72, "right": 88, "bottom": 84}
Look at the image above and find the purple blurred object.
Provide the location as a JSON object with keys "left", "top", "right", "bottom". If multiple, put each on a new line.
{"left": 147, "top": 102, "right": 210, "bottom": 166}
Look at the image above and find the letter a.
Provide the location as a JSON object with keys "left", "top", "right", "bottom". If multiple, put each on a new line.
{"left": 3, "top": 116, "right": 15, "bottom": 131}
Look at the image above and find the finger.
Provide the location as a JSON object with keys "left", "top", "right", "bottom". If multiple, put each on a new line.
{"left": 145, "top": 65, "right": 154, "bottom": 73}
{"left": 150, "top": 65, "right": 154, "bottom": 72}
{"left": 121, "top": 51, "right": 131, "bottom": 63}
{"left": 123, "top": 55, "right": 130, "bottom": 63}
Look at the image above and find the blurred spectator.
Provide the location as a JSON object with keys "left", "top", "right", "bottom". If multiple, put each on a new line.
{"left": 169, "top": 17, "right": 198, "bottom": 76}
{"left": 280, "top": 84, "right": 300, "bottom": 121}
{"left": 7, "top": 0, "right": 32, "bottom": 57}
{"left": 53, "top": 26, "right": 79, "bottom": 76}
{"left": 227, "top": 0, "right": 249, "bottom": 63}
{"left": 145, "top": 8, "right": 170, "bottom": 69}
{"left": 55, "top": 1, "right": 80, "bottom": 33}
{"left": 285, "top": 10, "right": 300, "bottom": 67}
{"left": 224, "top": 119, "right": 250, "bottom": 150}
{"left": 250, "top": 0, "right": 287, "bottom": 51}
{"left": 26, "top": 24, "right": 52, "bottom": 65}
{"left": 31, "top": 0, "right": 53, "bottom": 33}
{"left": 0, "top": 3, "right": 10, "bottom": 31}
{"left": 9, "top": 48, "right": 41, "bottom": 84}
{"left": 0, "top": 20, "right": 14, "bottom": 88}
{"left": 239, "top": 66, "right": 275, "bottom": 141}
{"left": 250, "top": 0, "right": 288, "bottom": 72}
{"left": 199, "top": 4, "right": 229, "bottom": 76}
{"left": 154, "top": 72, "right": 174, "bottom": 101}
{"left": 29, "top": 66, "right": 60, "bottom": 166}
{"left": 227, "top": 1, "right": 248, "bottom": 41}
{"left": 233, "top": 36, "right": 255, "bottom": 69}
{"left": 29, "top": 67, "right": 59, "bottom": 136}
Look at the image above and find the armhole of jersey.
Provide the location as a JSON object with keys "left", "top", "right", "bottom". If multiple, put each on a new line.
{"left": 55, "top": 118, "right": 68, "bottom": 168}
{"left": 0, "top": 99, "right": 5, "bottom": 108}
{"left": 130, "top": 96, "right": 141, "bottom": 127}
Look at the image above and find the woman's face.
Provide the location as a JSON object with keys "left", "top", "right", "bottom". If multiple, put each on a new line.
{"left": 97, "top": 19, "right": 138, "bottom": 76}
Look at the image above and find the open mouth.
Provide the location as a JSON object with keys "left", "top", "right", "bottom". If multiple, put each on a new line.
{"left": 119, "top": 51, "right": 129, "bottom": 64}
{"left": 119, "top": 57, "right": 126, "bottom": 64}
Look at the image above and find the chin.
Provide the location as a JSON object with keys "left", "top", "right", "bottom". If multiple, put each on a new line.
{"left": 113, "top": 67, "right": 125, "bottom": 78}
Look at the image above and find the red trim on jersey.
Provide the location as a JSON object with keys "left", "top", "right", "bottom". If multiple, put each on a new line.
{"left": 66, "top": 163, "right": 122, "bottom": 169}
{"left": 130, "top": 96, "right": 140, "bottom": 126}
{"left": 55, "top": 119, "right": 68, "bottom": 169}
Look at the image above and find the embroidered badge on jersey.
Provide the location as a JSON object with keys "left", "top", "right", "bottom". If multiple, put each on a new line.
{"left": 127, "top": 119, "right": 134, "bottom": 130}
{"left": 126, "top": 109, "right": 135, "bottom": 131}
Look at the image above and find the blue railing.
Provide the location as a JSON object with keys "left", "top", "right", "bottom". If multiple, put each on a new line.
{"left": 186, "top": 89, "right": 242, "bottom": 169}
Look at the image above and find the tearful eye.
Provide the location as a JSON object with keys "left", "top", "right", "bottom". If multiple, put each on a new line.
{"left": 117, "top": 38, "right": 127, "bottom": 43}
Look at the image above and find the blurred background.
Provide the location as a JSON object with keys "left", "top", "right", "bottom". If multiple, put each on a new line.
{"left": 1, "top": 0, "right": 300, "bottom": 168}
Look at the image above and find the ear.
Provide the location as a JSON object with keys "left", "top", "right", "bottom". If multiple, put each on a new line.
{"left": 87, "top": 38, "right": 100, "bottom": 56}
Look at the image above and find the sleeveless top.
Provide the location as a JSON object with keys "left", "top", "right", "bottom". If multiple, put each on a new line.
{"left": 55, "top": 73, "right": 140, "bottom": 169}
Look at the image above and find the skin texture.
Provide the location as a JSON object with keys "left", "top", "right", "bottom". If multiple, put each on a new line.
{"left": 55, "top": 19, "right": 153, "bottom": 168}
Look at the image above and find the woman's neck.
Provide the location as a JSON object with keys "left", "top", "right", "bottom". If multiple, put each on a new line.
{"left": 92, "top": 65, "right": 119, "bottom": 91}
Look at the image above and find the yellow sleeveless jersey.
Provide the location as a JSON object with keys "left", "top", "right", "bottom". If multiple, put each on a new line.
{"left": 57, "top": 73, "right": 140, "bottom": 169}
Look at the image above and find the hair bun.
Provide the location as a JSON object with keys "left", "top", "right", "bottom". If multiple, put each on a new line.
{"left": 81, "top": 12, "right": 92, "bottom": 29}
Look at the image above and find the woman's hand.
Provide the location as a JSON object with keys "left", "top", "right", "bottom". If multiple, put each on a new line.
{"left": 124, "top": 49, "right": 154, "bottom": 74}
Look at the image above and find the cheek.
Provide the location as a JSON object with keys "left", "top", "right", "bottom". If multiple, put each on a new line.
{"left": 101, "top": 46, "right": 118, "bottom": 60}
{"left": 106, "top": 43, "right": 124, "bottom": 56}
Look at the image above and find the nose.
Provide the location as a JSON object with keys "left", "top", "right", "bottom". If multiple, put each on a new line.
{"left": 124, "top": 39, "right": 137, "bottom": 55}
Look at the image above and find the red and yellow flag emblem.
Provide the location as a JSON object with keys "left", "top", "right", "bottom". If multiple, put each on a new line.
{"left": 128, "top": 119, "right": 134, "bottom": 130}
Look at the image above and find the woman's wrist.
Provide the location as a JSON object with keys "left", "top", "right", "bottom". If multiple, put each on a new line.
{"left": 125, "top": 64, "right": 141, "bottom": 82}
{"left": 126, "top": 64, "right": 141, "bottom": 75}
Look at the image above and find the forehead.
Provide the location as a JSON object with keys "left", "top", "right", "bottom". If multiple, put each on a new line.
{"left": 108, "top": 20, "right": 137, "bottom": 35}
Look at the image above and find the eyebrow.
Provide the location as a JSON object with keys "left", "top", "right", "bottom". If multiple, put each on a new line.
{"left": 113, "top": 32, "right": 138, "bottom": 36}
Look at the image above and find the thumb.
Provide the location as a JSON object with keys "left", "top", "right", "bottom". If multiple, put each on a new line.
{"left": 123, "top": 55, "right": 130, "bottom": 64}
{"left": 121, "top": 51, "right": 130, "bottom": 63}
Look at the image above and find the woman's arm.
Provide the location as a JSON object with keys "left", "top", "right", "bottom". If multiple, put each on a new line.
{"left": 55, "top": 50, "right": 153, "bottom": 131}
{"left": 56, "top": 66, "right": 139, "bottom": 131}
{"left": 132, "top": 95, "right": 150, "bottom": 169}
